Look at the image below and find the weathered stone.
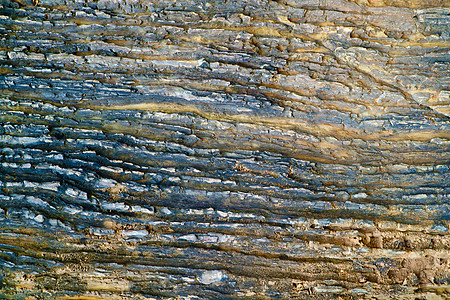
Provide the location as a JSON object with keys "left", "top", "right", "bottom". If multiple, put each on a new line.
{"left": 0, "top": 0, "right": 449, "bottom": 298}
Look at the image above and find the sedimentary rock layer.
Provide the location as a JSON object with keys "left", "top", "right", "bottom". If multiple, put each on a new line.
{"left": 0, "top": 0, "right": 449, "bottom": 298}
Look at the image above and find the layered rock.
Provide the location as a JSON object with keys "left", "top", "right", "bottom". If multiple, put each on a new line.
{"left": 0, "top": 0, "right": 449, "bottom": 298}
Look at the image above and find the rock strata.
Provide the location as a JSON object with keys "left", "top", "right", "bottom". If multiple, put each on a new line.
{"left": 0, "top": 0, "right": 449, "bottom": 298}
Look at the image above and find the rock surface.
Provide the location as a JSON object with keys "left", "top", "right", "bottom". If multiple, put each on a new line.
{"left": 0, "top": 0, "right": 449, "bottom": 298}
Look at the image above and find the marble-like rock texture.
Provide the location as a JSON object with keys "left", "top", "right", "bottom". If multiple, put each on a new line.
{"left": 0, "top": 0, "right": 449, "bottom": 298}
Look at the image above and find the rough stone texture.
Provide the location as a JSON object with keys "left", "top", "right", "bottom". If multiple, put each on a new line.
{"left": 0, "top": 0, "right": 449, "bottom": 299}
